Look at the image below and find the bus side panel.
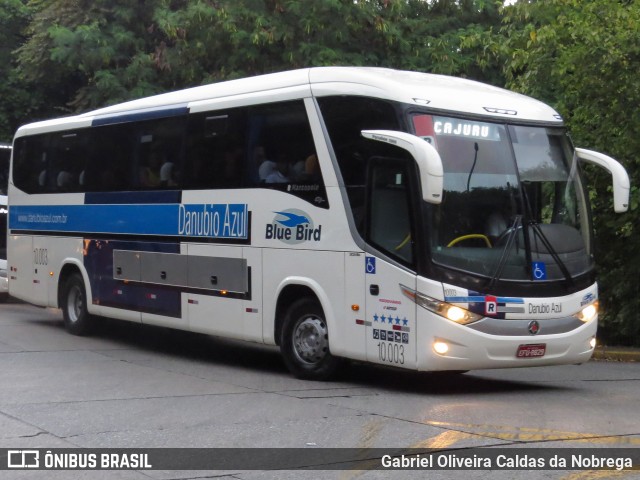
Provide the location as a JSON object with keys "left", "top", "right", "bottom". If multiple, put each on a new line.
{"left": 139, "top": 243, "right": 190, "bottom": 330}
{"left": 262, "top": 248, "right": 349, "bottom": 356}
{"left": 46, "top": 237, "right": 84, "bottom": 308}
{"left": 186, "top": 244, "right": 246, "bottom": 340}
{"left": 31, "top": 237, "right": 51, "bottom": 306}
{"left": 365, "top": 259, "right": 417, "bottom": 370}
{"left": 343, "top": 251, "right": 367, "bottom": 361}
{"left": 8, "top": 235, "right": 34, "bottom": 304}
{"left": 86, "top": 239, "right": 182, "bottom": 324}
{"left": 241, "top": 247, "right": 263, "bottom": 343}
{"left": 8, "top": 234, "right": 78, "bottom": 310}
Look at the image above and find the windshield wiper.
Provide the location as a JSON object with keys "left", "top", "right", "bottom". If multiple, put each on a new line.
{"left": 466, "top": 142, "right": 479, "bottom": 192}
{"left": 527, "top": 221, "right": 575, "bottom": 287}
{"left": 486, "top": 215, "right": 522, "bottom": 291}
{"left": 520, "top": 184, "right": 574, "bottom": 287}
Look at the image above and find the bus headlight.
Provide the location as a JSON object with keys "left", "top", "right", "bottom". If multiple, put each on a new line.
{"left": 400, "top": 284, "right": 482, "bottom": 325}
{"left": 575, "top": 301, "right": 598, "bottom": 323}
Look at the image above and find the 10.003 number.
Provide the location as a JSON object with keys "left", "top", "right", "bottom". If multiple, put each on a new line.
{"left": 377, "top": 342, "right": 405, "bottom": 365}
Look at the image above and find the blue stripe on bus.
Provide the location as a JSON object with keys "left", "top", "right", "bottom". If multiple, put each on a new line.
{"left": 445, "top": 296, "right": 525, "bottom": 304}
{"left": 85, "top": 191, "right": 182, "bottom": 205}
{"left": 10, "top": 203, "right": 249, "bottom": 240}
{"left": 92, "top": 106, "right": 189, "bottom": 126}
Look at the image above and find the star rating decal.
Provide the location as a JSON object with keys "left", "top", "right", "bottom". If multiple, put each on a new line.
{"left": 372, "top": 313, "right": 409, "bottom": 327}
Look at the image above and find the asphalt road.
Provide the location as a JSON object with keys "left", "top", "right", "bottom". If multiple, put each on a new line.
{"left": 1, "top": 300, "right": 639, "bottom": 480}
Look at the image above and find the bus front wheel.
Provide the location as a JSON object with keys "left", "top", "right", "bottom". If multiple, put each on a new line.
{"left": 61, "top": 273, "right": 94, "bottom": 336}
{"left": 280, "top": 298, "right": 341, "bottom": 380}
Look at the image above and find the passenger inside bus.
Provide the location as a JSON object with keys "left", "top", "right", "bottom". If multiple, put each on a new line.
{"left": 256, "top": 146, "right": 276, "bottom": 181}
{"left": 265, "top": 154, "right": 290, "bottom": 183}
{"left": 160, "top": 161, "right": 177, "bottom": 187}
{"left": 139, "top": 151, "right": 162, "bottom": 187}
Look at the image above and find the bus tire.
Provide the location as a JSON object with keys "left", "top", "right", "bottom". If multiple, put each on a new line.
{"left": 280, "top": 298, "right": 340, "bottom": 380}
{"left": 61, "top": 273, "right": 94, "bottom": 336}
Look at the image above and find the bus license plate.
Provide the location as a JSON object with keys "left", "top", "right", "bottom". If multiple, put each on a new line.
{"left": 516, "top": 344, "right": 546, "bottom": 358}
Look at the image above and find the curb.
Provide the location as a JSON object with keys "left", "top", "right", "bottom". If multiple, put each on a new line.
{"left": 592, "top": 347, "right": 640, "bottom": 362}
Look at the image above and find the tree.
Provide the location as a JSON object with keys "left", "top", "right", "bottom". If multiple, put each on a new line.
{"left": 0, "top": 0, "right": 31, "bottom": 141}
{"left": 15, "top": 0, "right": 172, "bottom": 115}
{"left": 13, "top": 0, "right": 503, "bottom": 115}
{"left": 497, "top": 0, "right": 640, "bottom": 344}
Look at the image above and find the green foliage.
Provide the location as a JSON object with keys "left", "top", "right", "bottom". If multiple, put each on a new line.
{"left": 0, "top": 0, "right": 31, "bottom": 142}
{"left": 8, "top": 0, "right": 502, "bottom": 118}
{"left": 498, "top": 0, "right": 640, "bottom": 345}
{"left": 15, "top": 0, "right": 169, "bottom": 115}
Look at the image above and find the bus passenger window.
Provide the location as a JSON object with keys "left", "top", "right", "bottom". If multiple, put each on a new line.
{"left": 247, "top": 100, "right": 326, "bottom": 206}
{"left": 13, "top": 136, "right": 49, "bottom": 194}
{"left": 135, "top": 116, "right": 185, "bottom": 190}
{"left": 185, "top": 110, "right": 247, "bottom": 190}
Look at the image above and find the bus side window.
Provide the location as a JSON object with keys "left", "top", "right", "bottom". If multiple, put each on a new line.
{"left": 185, "top": 110, "right": 247, "bottom": 190}
{"left": 249, "top": 101, "right": 319, "bottom": 186}
{"left": 83, "top": 124, "right": 134, "bottom": 192}
{"left": 135, "top": 116, "right": 186, "bottom": 190}
{"left": 48, "top": 131, "right": 90, "bottom": 193}
{"left": 317, "top": 96, "right": 401, "bottom": 232}
{"left": 247, "top": 100, "right": 326, "bottom": 206}
{"left": 13, "top": 135, "right": 49, "bottom": 194}
{"left": 367, "top": 158, "right": 415, "bottom": 266}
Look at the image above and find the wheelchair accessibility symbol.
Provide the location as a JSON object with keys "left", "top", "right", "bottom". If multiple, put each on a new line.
{"left": 366, "top": 257, "right": 376, "bottom": 274}
{"left": 532, "top": 262, "right": 547, "bottom": 280}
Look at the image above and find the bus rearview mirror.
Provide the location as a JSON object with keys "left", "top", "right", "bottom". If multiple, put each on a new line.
{"left": 575, "top": 148, "right": 630, "bottom": 213}
{"left": 361, "top": 130, "right": 444, "bottom": 204}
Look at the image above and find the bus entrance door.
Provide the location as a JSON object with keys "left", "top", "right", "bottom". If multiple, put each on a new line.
{"left": 365, "top": 259, "right": 417, "bottom": 370}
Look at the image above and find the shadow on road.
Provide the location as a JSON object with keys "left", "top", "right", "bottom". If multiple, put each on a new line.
{"left": 31, "top": 314, "right": 569, "bottom": 396}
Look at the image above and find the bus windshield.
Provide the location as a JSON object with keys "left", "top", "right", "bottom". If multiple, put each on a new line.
{"left": 412, "top": 114, "right": 592, "bottom": 282}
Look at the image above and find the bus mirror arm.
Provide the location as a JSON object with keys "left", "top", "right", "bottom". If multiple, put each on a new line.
{"left": 361, "top": 130, "right": 444, "bottom": 204}
{"left": 575, "top": 148, "right": 630, "bottom": 213}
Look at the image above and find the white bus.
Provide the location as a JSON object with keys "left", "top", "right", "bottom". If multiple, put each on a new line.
{"left": 0, "top": 144, "right": 9, "bottom": 301}
{"left": 8, "top": 68, "right": 629, "bottom": 379}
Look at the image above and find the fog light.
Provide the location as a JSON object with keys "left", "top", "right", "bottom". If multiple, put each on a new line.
{"left": 589, "top": 337, "right": 596, "bottom": 349}
{"left": 433, "top": 341, "right": 449, "bottom": 355}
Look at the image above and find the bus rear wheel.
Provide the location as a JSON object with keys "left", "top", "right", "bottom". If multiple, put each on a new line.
{"left": 61, "top": 273, "right": 94, "bottom": 336}
{"left": 280, "top": 298, "right": 341, "bottom": 380}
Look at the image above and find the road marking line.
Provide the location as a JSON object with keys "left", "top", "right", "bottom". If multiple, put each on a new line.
{"left": 424, "top": 421, "right": 640, "bottom": 445}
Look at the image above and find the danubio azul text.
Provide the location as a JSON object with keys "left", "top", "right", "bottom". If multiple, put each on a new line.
{"left": 178, "top": 204, "right": 248, "bottom": 239}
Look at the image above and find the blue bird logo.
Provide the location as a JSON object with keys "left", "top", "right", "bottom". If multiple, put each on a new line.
{"left": 274, "top": 211, "right": 310, "bottom": 227}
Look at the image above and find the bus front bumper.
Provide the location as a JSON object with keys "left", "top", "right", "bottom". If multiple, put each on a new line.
{"left": 416, "top": 317, "right": 597, "bottom": 371}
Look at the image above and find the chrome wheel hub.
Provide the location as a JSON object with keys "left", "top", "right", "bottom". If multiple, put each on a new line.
{"left": 67, "top": 285, "right": 83, "bottom": 323}
{"left": 293, "top": 316, "right": 328, "bottom": 364}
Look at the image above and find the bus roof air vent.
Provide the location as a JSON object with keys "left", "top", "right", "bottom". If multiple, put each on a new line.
{"left": 483, "top": 107, "right": 517, "bottom": 116}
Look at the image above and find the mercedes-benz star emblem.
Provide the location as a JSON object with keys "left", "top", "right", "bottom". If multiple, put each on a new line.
{"left": 528, "top": 320, "right": 541, "bottom": 335}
